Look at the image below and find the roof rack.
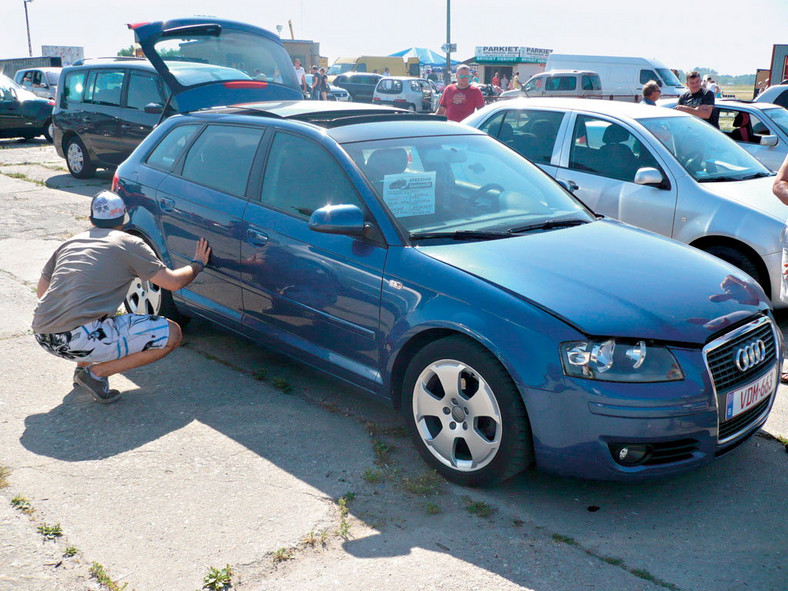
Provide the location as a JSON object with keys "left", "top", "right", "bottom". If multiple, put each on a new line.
{"left": 291, "top": 112, "right": 447, "bottom": 128}
{"left": 73, "top": 56, "right": 147, "bottom": 66}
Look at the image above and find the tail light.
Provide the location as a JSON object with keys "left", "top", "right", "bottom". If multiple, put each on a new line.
{"left": 111, "top": 172, "right": 119, "bottom": 192}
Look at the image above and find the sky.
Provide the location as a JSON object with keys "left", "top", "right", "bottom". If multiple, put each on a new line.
{"left": 2, "top": 0, "right": 786, "bottom": 76}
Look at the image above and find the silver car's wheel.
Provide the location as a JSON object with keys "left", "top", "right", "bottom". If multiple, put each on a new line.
{"left": 412, "top": 358, "right": 502, "bottom": 471}
{"left": 125, "top": 278, "right": 162, "bottom": 316}
{"left": 402, "top": 336, "right": 533, "bottom": 486}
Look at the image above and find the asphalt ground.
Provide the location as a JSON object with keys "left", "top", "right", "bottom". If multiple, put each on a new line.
{"left": 0, "top": 139, "right": 786, "bottom": 591}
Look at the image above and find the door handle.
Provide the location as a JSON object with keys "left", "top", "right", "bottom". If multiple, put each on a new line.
{"left": 246, "top": 228, "right": 268, "bottom": 247}
{"left": 159, "top": 197, "right": 175, "bottom": 212}
{"left": 567, "top": 180, "right": 579, "bottom": 192}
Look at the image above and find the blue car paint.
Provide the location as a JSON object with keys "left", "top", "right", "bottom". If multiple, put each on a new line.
{"left": 116, "top": 108, "right": 780, "bottom": 481}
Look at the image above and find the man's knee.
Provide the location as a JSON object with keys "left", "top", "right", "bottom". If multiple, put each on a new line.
{"left": 166, "top": 320, "right": 182, "bottom": 349}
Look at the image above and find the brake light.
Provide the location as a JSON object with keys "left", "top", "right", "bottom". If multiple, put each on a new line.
{"left": 47, "top": 100, "right": 55, "bottom": 106}
{"left": 372, "top": 97, "right": 380, "bottom": 102}
{"left": 223, "top": 81, "right": 268, "bottom": 89}
{"left": 126, "top": 22, "right": 150, "bottom": 30}
{"left": 111, "top": 172, "right": 119, "bottom": 192}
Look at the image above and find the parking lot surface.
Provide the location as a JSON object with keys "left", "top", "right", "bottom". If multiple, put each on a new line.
{"left": 0, "top": 139, "right": 786, "bottom": 591}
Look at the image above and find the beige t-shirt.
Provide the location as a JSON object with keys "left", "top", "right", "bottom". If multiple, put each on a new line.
{"left": 32, "top": 228, "right": 165, "bottom": 334}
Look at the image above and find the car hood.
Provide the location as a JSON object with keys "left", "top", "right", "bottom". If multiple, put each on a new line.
{"left": 697, "top": 175, "right": 786, "bottom": 219}
{"left": 417, "top": 220, "right": 769, "bottom": 344}
{"left": 130, "top": 17, "right": 302, "bottom": 112}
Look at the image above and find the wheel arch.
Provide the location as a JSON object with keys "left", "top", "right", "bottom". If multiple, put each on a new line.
{"left": 689, "top": 235, "right": 771, "bottom": 299}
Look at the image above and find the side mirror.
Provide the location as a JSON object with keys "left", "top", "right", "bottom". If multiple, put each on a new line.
{"left": 144, "top": 103, "right": 164, "bottom": 114}
{"left": 309, "top": 204, "right": 366, "bottom": 236}
{"left": 634, "top": 167, "right": 665, "bottom": 186}
{"left": 760, "top": 135, "right": 778, "bottom": 147}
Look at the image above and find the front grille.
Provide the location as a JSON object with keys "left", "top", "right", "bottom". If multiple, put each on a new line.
{"left": 643, "top": 439, "right": 699, "bottom": 465}
{"left": 705, "top": 317, "right": 777, "bottom": 392}
{"left": 718, "top": 397, "right": 770, "bottom": 440}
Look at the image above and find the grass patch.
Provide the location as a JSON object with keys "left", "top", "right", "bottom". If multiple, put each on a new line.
{"left": 382, "top": 425, "right": 409, "bottom": 438}
{"left": 602, "top": 555, "right": 624, "bottom": 566}
{"left": 463, "top": 496, "right": 496, "bottom": 518}
{"left": 373, "top": 439, "right": 394, "bottom": 465}
{"left": 301, "top": 530, "right": 327, "bottom": 548}
{"left": 629, "top": 568, "right": 681, "bottom": 590}
{"left": 202, "top": 564, "right": 233, "bottom": 590}
{"left": 272, "top": 377, "right": 292, "bottom": 393}
{"left": 336, "top": 495, "right": 355, "bottom": 538}
{"left": 89, "top": 562, "right": 128, "bottom": 591}
{"left": 63, "top": 546, "right": 79, "bottom": 558}
{"left": 363, "top": 468, "right": 384, "bottom": 483}
{"left": 400, "top": 470, "right": 444, "bottom": 496}
{"left": 425, "top": 502, "right": 441, "bottom": 515}
{"left": 272, "top": 547, "right": 294, "bottom": 563}
{"left": 253, "top": 368, "right": 268, "bottom": 381}
{"left": 37, "top": 522, "right": 62, "bottom": 540}
{"left": 320, "top": 399, "right": 340, "bottom": 413}
{"left": 1, "top": 171, "right": 45, "bottom": 186}
{"left": 552, "top": 533, "right": 578, "bottom": 546}
{"left": 0, "top": 466, "right": 10, "bottom": 488}
{"left": 10, "top": 495, "right": 34, "bottom": 515}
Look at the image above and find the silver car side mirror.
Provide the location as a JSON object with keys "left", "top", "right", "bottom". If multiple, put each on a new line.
{"left": 760, "top": 135, "right": 778, "bottom": 147}
{"left": 634, "top": 167, "right": 664, "bottom": 186}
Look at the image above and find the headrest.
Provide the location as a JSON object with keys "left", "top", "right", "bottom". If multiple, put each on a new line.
{"left": 602, "top": 124, "right": 629, "bottom": 144}
{"left": 366, "top": 148, "right": 408, "bottom": 178}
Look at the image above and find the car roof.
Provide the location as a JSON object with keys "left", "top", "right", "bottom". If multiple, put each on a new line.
{"left": 17, "top": 66, "right": 61, "bottom": 73}
{"left": 488, "top": 97, "right": 689, "bottom": 120}
{"left": 755, "top": 84, "right": 788, "bottom": 101}
{"left": 715, "top": 99, "right": 783, "bottom": 111}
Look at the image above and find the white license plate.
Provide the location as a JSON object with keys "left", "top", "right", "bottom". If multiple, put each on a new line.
{"left": 724, "top": 365, "right": 775, "bottom": 420}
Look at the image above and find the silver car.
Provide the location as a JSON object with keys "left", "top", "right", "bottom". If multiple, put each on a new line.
{"left": 372, "top": 76, "right": 437, "bottom": 112}
{"left": 465, "top": 98, "right": 786, "bottom": 306}
{"left": 714, "top": 100, "right": 788, "bottom": 171}
{"left": 13, "top": 67, "right": 61, "bottom": 100}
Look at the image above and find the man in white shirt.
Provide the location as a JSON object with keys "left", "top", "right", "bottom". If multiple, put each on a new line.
{"left": 293, "top": 59, "right": 307, "bottom": 93}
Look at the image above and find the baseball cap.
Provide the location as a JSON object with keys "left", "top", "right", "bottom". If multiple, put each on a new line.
{"left": 90, "top": 190, "right": 129, "bottom": 228}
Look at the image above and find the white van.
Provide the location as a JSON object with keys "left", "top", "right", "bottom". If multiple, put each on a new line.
{"left": 545, "top": 54, "right": 685, "bottom": 100}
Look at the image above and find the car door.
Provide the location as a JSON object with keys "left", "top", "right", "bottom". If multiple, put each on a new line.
{"left": 554, "top": 113, "right": 678, "bottom": 238}
{"left": 79, "top": 68, "right": 128, "bottom": 165}
{"left": 0, "top": 77, "right": 23, "bottom": 135}
{"left": 118, "top": 70, "right": 169, "bottom": 156}
{"left": 156, "top": 123, "right": 265, "bottom": 325}
{"left": 240, "top": 130, "right": 387, "bottom": 388}
{"left": 717, "top": 106, "right": 784, "bottom": 171}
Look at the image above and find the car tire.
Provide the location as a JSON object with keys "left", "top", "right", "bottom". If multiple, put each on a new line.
{"left": 704, "top": 245, "right": 768, "bottom": 296}
{"left": 402, "top": 335, "right": 533, "bottom": 487}
{"left": 65, "top": 136, "right": 96, "bottom": 179}
{"left": 43, "top": 119, "right": 54, "bottom": 143}
{"left": 408, "top": 103, "right": 417, "bottom": 112}
{"left": 124, "top": 276, "right": 190, "bottom": 326}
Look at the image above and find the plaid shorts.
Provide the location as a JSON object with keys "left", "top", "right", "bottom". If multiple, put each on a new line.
{"left": 35, "top": 314, "right": 170, "bottom": 363}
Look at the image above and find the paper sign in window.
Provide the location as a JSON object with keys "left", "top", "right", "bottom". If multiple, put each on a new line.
{"left": 382, "top": 171, "right": 437, "bottom": 217}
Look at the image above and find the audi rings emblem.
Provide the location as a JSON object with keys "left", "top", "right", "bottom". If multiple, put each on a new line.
{"left": 734, "top": 339, "right": 767, "bottom": 372}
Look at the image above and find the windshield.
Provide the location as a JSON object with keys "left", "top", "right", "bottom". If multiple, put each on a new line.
{"left": 343, "top": 135, "right": 594, "bottom": 236}
{"left": 656, "top": 68, "right": 682, "bottom": 87}
{"left": 764, "top": 107, "right": 788, "bottom": 135}
{"left": 639, "top": 116, "right": 770, "bottom": 182}
{"left": 327, "top": 63, "right": 354, "bottom": 76}
{"left": 153, "top": 29, "right": 298, "bottom": 89}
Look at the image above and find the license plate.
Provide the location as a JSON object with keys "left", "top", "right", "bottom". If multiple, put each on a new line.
{"left": 724, "top": 365, "right": 775, "bottom": 420}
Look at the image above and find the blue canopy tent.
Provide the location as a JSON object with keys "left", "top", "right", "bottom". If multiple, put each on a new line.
{"left": 389, "top": 47, "right": 461, "bottom": 67}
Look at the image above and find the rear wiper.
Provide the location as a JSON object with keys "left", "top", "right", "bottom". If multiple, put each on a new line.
{"left": 507, "top": 218, "right": 588, "bottom": 234}
{"left": 409, "top": 230, "right": 511, "bottom": 242}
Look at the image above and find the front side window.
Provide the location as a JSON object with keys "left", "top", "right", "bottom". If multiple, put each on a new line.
{"left": 640, "top": 69, "right": 659, "bottom": 85}
{"left": 180, "top": 125, "right": 264, "bottom": 196}
{"left": 86, "top": 70, "right": 125, "bottom": 106}
{"left": 640, "top": 115, "right": 770, "bottom": 181}
{"left": 343, "top": 135, "right": 593, "bottom": 236}
{"left": 146, "top": 124, "right": 201, "bottom": 171}
{"left": 260, "top": 133, "right": 364, "bottom": 218}
{"left": 569, "top": 115, "right": 658, "bottom": 182}
{"left": 127, "top": 71, "right": 166, "bottom": 110}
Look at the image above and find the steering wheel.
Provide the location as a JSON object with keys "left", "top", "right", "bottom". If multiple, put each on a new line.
{"left": 683, "top": 151, "right": 705, "bottom": 175}
{"left": 468, "top": 183, "right": 505, "bottom": 209}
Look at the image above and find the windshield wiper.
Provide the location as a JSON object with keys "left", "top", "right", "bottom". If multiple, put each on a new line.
{"left": 507, "top": 218, "right": 589, "bottom": 234}
{"left": 740, "top": 171, "right": 773, "bottom": 180}
{"left": 408, "top": 230, "right": 511, "bottom": 242}
{"left": 699, "top": 171, "right": 773, "bottom": 183}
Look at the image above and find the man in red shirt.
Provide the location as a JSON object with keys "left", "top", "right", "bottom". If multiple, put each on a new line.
{"left": 436, "top": 65, "right": 485, "bottom": 122}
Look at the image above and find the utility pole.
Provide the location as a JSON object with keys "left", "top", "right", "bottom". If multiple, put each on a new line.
{"left": 23, "top": 0, "right": 34, "bottom": 57}
{"left": 444, "top": 0, "right": 451, "bottom": 85}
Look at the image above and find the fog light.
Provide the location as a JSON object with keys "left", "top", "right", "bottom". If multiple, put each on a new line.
{"left": 610, "top": 443, "right": 650, "bottom": 466}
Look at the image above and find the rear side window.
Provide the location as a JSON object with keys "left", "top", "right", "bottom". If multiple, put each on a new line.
{"left": 500, "top": 109, "right": 564, "bottom": 164}
{"left": 377, "top": 79, "right": 403, "bottom": 94}
{"left": 85, "top": 70, "right": 125, "bottom": 106}
{"left": 546, "top": 76, "right": 576, "bottom": 91}
{"left": 582, "top": 75, "right": 601, "bottom": 91}
{"left": 62, "top": 71, "right": 87, "bottom": 106}
{"left": 146, "top": 124, "right": 201, "bottom": 172}
{"left": 127, "top": 71, "right": 166, "bottom": 110}
{"left": 181, "top": 125, "right": 264, "bottom": 196}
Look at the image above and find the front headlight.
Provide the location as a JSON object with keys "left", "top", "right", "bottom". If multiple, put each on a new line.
{"left": 559, "top": 339, "right": 684, "bottom": 382}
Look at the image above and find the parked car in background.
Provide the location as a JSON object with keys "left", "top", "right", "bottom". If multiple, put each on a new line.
{"left": 499, "top": 70, "right": 603, "bottom": 100}
{"left": 755, "top": 84, "right": 788, "bottom": 109}
{"left": 14, "top": 66, "right": 61, "bottom": 99}
{"left": 372, "top": 76, "right": 437, "bottom": 112}
{"left": 465, "top": 98, "right": 786, "bottom": 305}
{"left": 714, "top": 100, "right": 788, "bottom": 171}
{"left": 53, "top": 17, "right": 302, "bottom": 178}
{"left": 0, "top": 74, "right": 54, "bottom": 141}
{"left": 332, "top": 72, "right": 383, "bottom": 103}
{"left": 304, "top": 74, "right": 350, "bottom": 101}
{"left": 114, "top": 97, "right": 779, "bottom": 485}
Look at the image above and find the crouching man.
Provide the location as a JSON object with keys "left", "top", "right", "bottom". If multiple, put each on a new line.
{"left": 32, "top": 191, "right": 211, "bottom": 403}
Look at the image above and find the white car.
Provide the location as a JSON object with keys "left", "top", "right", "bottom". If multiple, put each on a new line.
{"left": 713, "top": 100, "right": 788, "bottom": 171}
{"left": 465, "top": 98, "right": 786, "bottom": 306}
{"left": 372, "top": 76, "right": 438, "bottom": 112}
{"left": 754, "top": 84, "right": 788, "bottom": 109}
{"left": 13, "top": 67, "right": 61, "bottom": 100}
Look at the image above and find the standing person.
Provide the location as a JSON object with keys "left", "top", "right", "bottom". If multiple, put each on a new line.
{"left": 501, "top": 74, "right": 509, "bottom": 91}
{"left": 32, "top": 191, "right": 211, "bottom": 403}
{"left": 293, "top": 59, "right": 307, "bottom": 93}
{"left": 773, "top": 154, "right": 788, "bottom": 382}
{"left": 492, "top": 71, "right": 500, "bottom": 88}
{"left": 383, "top": 67, "right": 391, "bottom": 77}
{"left": 310, "top": 65, "right": 320, "bottom": 99}
{"left": 436, "top": 65, "right": 485, "bottom": 122}
{"left": 675, "top": 71, "right": 718, "bottom": 128}
{"left": 512, "top": 71, "right": 521, "bottom": 90}
{"left": 707, "top": 78, "right": 719, "bottom": 97}
{"left": 641, "top": 80, "right": 662, "bottom": 105}
{"left": 317, "top": 67, "right": 329, "bottom": 101}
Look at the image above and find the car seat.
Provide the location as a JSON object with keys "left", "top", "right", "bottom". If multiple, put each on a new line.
{"left": 730, "top": 112, "right": 755, "bottom": 143}
{"left": 599, "top": 125, "right": 638, "bottom": 181}
{"left": 365, "top": 148, "right": 409, "bottom": 184}
{"left": 529, "top": 119, "right": 557, "bottom": 163}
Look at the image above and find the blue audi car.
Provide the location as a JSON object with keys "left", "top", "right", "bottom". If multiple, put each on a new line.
{"left": 110, "top": 24, "right": 781, "bottom": 486}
